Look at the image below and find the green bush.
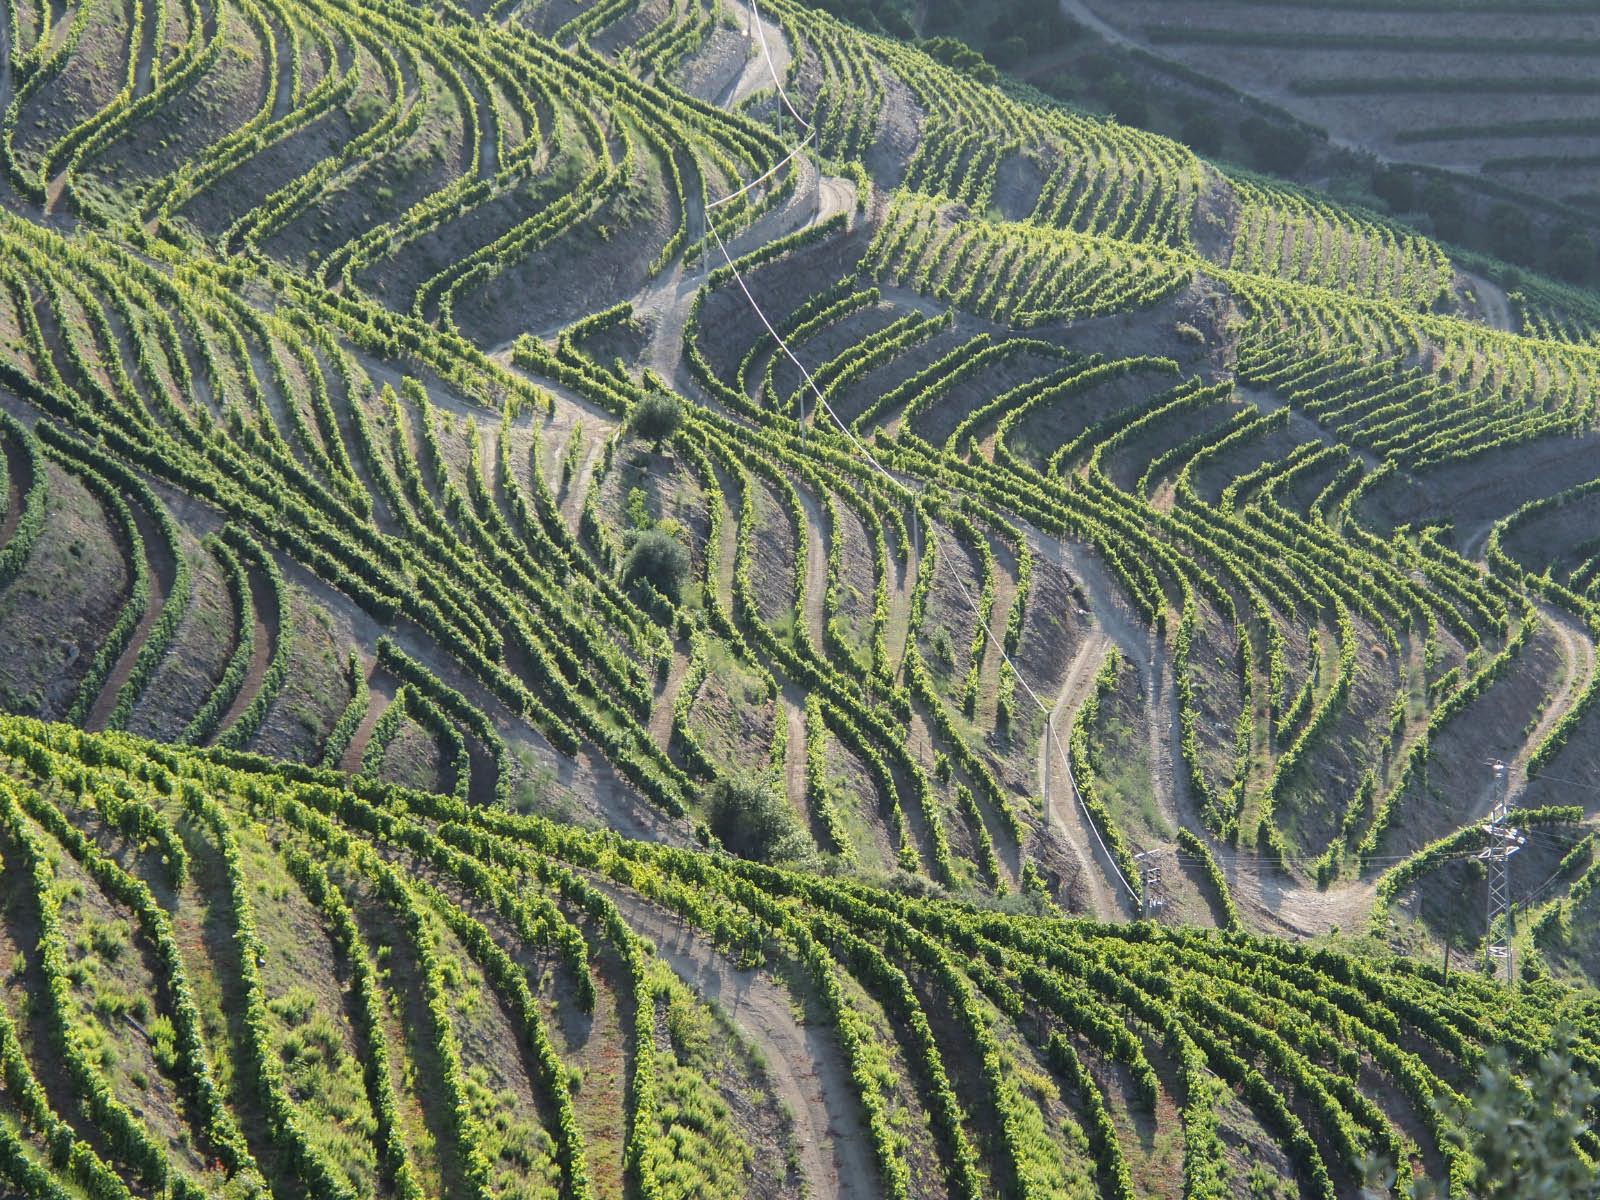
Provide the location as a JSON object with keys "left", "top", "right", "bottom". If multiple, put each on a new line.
{"left": 1096, "top": 74, "right": 1148, "bottom": 127}
{"left": 1550, "top": 227, "right": 1597, "bottom": 284}
{"left": 1180, "top": 110, "right": 1224, "bottom": 156}
{"left": 1404, "top": 1034, "right": 1600, "bottom": 1200}
{"left": 622, "top": 527, "right": 690, "bottom": 606}
{"left": 707, "top": 775, "right": 809, "bottom": 864}
{"left": 1372, "top": 166, "right": 1417, "bottom": 213}
{"left": 1240, "top": 116, "right": 1312, "bottom": 174}
{"left": 1488, "top": 203, "right": 1534, "bottom": 262}
{"left": 915, "top": 36, "right": 997, "bottom": 83}
{"left": 629, "top": 391, "right": 683, "bottom": 450}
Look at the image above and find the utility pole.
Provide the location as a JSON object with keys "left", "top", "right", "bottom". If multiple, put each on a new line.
{"left": 1478, "top": 759, "right": 1524, "bottom": 986}
{"left": 1135, "top": 849, "right": 1165, "bottom": 919}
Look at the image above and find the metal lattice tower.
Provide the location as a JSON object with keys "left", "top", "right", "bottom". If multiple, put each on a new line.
{"left": 1135, "top": 849, "right": 1165, "bottom": 919}
{"left": 1478, "top": 760, "right": 1524, "bottom": 985}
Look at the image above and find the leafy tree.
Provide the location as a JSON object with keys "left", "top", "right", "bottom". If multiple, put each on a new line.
{"left": 1422, "top": 178, "right": 1465, "bottom": 241}
{"left": 1444, "top": 1034, "right": 1599, "bottom": 1200}
{"left": 1372, "top": 166, "right": 1417, "bottom": 213}
{"left": 825, "top": 0, "right": 914, "bottom": 37}
{"left": 1550, "top": 228, "right": 1597, "bottom": 284}
{"left": 1363, "top": 1031, "right": 1599, "bottom": 1199}
{"left": 630, "top": 390, "right": 683, "bottom": 450}
{"left": 915, "top": 36, "right": 998, "bottom": 83}
{"left": 980, "top": 0, "right": 1071, "bottom": 41}
{"left": 621, "top": 527, "right": 689, "bottom": 604}
{"left": 707, "top": 774, "right": 810, "bottom": 863}
{"left": 1180, "top": 110, "right": 1224, "bottom": 156}
{"left": 1097, "top": 75, "right": 1148, "bottom": 127}
{"left": 1487, "top": 204, "right": 1534, "bottom": 262}
{"left": 1078, "top": 53, "right": 1115, "bottom": 84}
{"left": 1039, "top": 72, "right": 1079, "bottom": 102}
{"left": 1240, "top": 117, "right": 1312, "bottom": 174}
{"left": 987, "top": 36, "right": 1027, "bottom": 67}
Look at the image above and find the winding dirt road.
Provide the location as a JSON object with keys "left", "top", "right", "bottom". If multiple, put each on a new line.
{"left": 628, "top": 0, "right": 852, "bottom": 398}
{"left": 630, "top": 159, "right": 855, "bottom": 401}
{"left": 1509, "top": 604, "right": 1596, "bottom": 809}
{"left": 1030, "top": 524, "right": 1399, "bottom": 934}
{"left": 1462, "top": 271, "right": 1516, "bottom": 333}
{"left": 1040, "top": 629, "right": 1122, "bottom": 918}
{"left": 84, "top": 500, "right": 179, "bottom": 733}
{"left": 795, "top": 483, "right": 829, "bottom": 649}
{"left": 646, "top": 645, "right": 693, "bottom": 749}
{"left": 719, "top": 0, "right": 794, "bottom": 112}
{"left": 603, "top": 887, "right": 876, "bottom": 1200}
{"left": 782, "top": 688, "right": 809, "bottom": 819}
{"left": 1030, "top": 529, "right": 1152, "bottom": 918}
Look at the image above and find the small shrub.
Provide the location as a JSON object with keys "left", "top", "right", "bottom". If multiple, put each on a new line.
{"left": 1240, "top": 117, "right": 1312, "bottom": 174}
{"left": 1181, "top": 110, "right": 1224, "bottom": 155}
{"left": 622, "top": 527, "right": 690, "bottom": 605}
{"left": 707, "top": 775, "right": 809, "bottom": 864}
{"left": 630, "top": 390, "right": 683, "bottom": 449}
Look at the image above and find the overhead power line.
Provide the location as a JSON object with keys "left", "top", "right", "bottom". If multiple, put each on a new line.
{"left": 702, "top": 0, "right": 1145, "bottom": 907}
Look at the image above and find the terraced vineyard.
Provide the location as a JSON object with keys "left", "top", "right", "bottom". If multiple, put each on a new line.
{"left": 1069, "top": 0, "right": 1600, "bottom": 215}
{"left": 0, "top": 0, "right": 1598, "bottom": 1194}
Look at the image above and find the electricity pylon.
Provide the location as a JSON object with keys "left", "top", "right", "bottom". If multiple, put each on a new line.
{"left": 1478, "top": 759, "right": 1523, "bottom": 985}
{"left": 1135, "top": 849, "right": 1165, "bottom": 919}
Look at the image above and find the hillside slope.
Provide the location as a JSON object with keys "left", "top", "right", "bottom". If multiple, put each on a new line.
{"left": 0, "top": 0, "right": 1599, "bottom": 1192}
{"left": 0, "top": 715, "right": 1593, "bottom": 1198}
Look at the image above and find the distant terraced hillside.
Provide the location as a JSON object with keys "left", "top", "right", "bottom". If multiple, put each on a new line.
{"left": 1068, "top": 0, "right": 1600, "bottom": 213}
{"left": 0, "top": 0, "right": 1599, "bottom": 1193}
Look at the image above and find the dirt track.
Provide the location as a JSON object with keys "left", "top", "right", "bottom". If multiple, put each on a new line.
{"left": 720, "top": 0, "right": 794, "bottom": 112}
{"left": 211, "top": 555, "right": 275, "bottom": 742}
{"left": 647, "top": 644, "right": 693, "bottom": 749}
{"left": 626, "top": 0, "right": 854, "bottom": 401}
{"left": 1462, "top": 271, "right": 1515, "bottom": 333}
{"left": 1030, "top": 525, "right": 1400, "bottom": 934}
{"left": 84, "top": 499, "right": 177, "bottom": 732}
{"left": 1509, "top": 603, "right": 1597, "bottom": 808}
{"left": 630, "top": 160, "right": 856, "bottom": 402}
{"left": 1040, "top": 628, "right": 1123, "bottom": 918}
{"left": 795, "top": 482, "right": 828, "bottom": 649}
{"left": 782, "top": 686, "right": 808, "bottom": 818}
{"left": 604, "top": 886, "right": 877, "bottom": 1200}
{"left": 1030, "top": 529, "right": 1148, "bottom": 918}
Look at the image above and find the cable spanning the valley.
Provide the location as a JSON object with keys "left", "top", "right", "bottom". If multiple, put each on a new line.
{"left": 0, "top": 3, "right": 1599, "bottom": 1195}
{"left": 701, "top": 0, "right": 1141, "bottom": 905}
